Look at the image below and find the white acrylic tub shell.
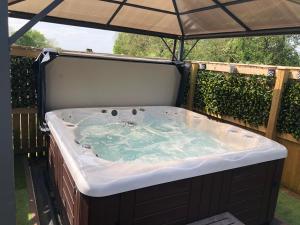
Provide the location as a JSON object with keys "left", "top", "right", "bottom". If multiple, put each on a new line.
{"left": 45, "top": 106, "right": 287, "bottom": 197}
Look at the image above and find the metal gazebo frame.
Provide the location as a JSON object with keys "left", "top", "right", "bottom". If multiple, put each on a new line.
{"left": 1, "top": 0, "right": 300, "bottom": 224}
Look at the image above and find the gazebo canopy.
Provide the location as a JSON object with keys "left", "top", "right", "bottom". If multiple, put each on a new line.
{"left": 8, "top": 0, "right": 300, "bottom": 40}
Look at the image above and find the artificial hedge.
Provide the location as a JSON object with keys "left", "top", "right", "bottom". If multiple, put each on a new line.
{"left": 193, "top": 70, "right": 275, "bottom": 126}
{"left": 278, "top": 80, "right": 300, "bottom": 140}
{"left": 10, "top": 56, "right": 36, "bottom": 108}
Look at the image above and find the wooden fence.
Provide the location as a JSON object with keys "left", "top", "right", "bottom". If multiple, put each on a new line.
{"left": 11, "top": 46, "right": 46, "bottom": 156}
{"left": 187, "top": 61, "right": 300, "bottom": 194}
{"left": 12, "top": 108, "right": 47, "bottom": 156}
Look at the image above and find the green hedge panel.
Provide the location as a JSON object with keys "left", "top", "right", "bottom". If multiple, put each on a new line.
{"left": 10, "top": 56, "right": 36, "bottom": 108}
{"left": 278, "top": 80, "right": 300, "bottom": 140}
{"left": 193, "top": 70, "right": 275, "bottom": 126}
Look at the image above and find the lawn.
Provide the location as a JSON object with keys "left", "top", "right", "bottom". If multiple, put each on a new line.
{"left": 15, "top": 155, "right": 31, "bottom": 225}
{"left": 276, "top": 188, "right": 300, "bottom": 225}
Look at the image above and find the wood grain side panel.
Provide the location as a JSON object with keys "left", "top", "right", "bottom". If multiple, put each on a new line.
{"left": 187, "top": 177, "right": 203, "bottom": 223}
{"left": 88, "top": 195, "right": 120, "bottom": 225}
{"left": 135, "top": 179, "right": 190, "bottom": 203}
{"left": 134, "top": 205, "right": 188, "bottom": 225}
{"left": 120, "top": 192, "right": 135, "bottom": 225}
{"left": 267, "top": 160, "right": 284, "bottom": 222}
{"left": 135, "top": 192, "right": 189, "bottom": 219}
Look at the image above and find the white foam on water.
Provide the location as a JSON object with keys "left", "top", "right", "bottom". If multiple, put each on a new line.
{"left": 75, "top": 112, "right": 230, "bottom": 162}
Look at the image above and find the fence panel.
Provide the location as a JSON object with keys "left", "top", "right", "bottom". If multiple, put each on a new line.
{"left": 187, "top": 61, "right": 300, "bottom": 194}
{"left": 12, "top": 108, "right": 46, "bottom": 155}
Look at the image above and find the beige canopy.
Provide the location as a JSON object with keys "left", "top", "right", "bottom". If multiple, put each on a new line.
{"left": 8, "top": 0, "right": 300, "bottom": 39}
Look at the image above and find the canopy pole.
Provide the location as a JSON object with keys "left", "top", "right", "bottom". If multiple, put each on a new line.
{"left": 178, "top": 37, "right": 185, "bottom": 61}
{"left": 183, "top": 39, "right": 199, "bottom": 60}
{"left": 0, "top": 1, "right": 15, "bottom": 224}
{"left": 161, "top": 38, "right": 178, "bottom": 61}
{"left": 172, "top": 39, "right": 177, "bottom": 61}
{"left": 9, "top": 0, "right": 63, "bottom": 45}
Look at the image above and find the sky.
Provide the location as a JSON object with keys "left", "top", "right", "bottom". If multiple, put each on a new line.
{"left": 9, "top": 18, "right": 117, "bottom": 53}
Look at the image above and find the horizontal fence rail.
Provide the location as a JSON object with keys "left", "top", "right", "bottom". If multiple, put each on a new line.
{"left": 195, "top": 61, "right": 300, "bottom": 79}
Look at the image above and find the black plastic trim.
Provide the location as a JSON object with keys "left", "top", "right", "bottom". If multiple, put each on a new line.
{"left": 34, "top": 50, "right": 59, "bottom": 132}
{"left": 175, "top": 62, "right": 190, "bottom": 107}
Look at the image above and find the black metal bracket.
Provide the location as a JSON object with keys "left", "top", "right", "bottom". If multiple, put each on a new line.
{"left": 9, "top": 0, "right": 63, "bottom": 46}
{"left": 183, "top": 39, "right": 199, "bottom": 60}
{"left": 34, "top": 50, "right": 59, "bottom": 132}
{"left": 267, "top": 68, "right": 276, "bottom": 77}
{"left": 175, "top": 62, "right": 191, "bottom": 107}
{"left": 199, "top": 63, "right": 206, "bottom": 70}
{"left": 161, "top": 38, "right": 178, "bottom": 61}
{"left": 229, "top": 64, "right": 237, "bottom": 73}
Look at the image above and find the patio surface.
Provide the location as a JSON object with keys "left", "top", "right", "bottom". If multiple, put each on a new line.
{"left": 15, "top": 156, "right": 300, "bottom": 225}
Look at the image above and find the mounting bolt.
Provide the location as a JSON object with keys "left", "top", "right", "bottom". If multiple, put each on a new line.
{"left": 267, "top": 68, "right": 276, "bottom": 77}
{"left": 229, "top": 64, "right": 237, "bottom": 73}
{"left": 199, "top": 63, "right": 206, "bottom": 70}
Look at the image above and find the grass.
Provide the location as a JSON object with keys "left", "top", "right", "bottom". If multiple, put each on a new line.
{"left": 276, "top": 188, "right": 300, "bottom": 225}
{"left": 15, "top": 155, "right": 30, "bottom": 225}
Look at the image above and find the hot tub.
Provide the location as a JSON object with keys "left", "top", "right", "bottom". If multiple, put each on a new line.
{"left": 46, "top": 106, "right": 286, "bottom": 225}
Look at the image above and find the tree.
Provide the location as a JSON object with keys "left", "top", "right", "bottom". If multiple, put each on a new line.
{"left": 14, "top": 29, "right": 55, "bottom": 48}
{"left": 114, "top": 33, "right": 300, "bottom": 66}
{"left": 113, "top": 33, "right": 173, "bottom": 59}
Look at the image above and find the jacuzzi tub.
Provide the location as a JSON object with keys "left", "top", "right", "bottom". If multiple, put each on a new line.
{"left": 46, "top": 106, "right": 287, "bottom": 225}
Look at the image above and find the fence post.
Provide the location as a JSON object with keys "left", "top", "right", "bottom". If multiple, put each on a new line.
{"left": 187, "top": 63, "right": 199, "bottom": 110}
{"left": 266, "top": 69, "right": 289, "bottom": 139}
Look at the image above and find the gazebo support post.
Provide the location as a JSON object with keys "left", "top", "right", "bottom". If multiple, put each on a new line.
{"left": 172, "top": 39, "right": 177, "bottom": 61}
{"left": 9, "top": 0, "right": 63, "bottom": 45}
{"left": 0, "top": 1, "right": 63, "bottom": 224}
{"left": 178, "top": 37, "right": 185, "bottom": 61}
{"left": 0, "top": 1, "right": 15, "bottom": 225}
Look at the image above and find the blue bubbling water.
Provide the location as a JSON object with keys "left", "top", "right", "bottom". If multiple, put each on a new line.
{"left": 73, "top": 110, "right": 229, "bottom": 162}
